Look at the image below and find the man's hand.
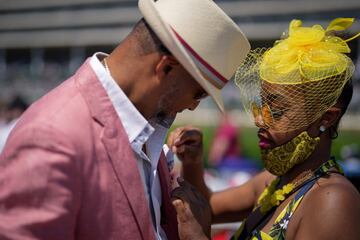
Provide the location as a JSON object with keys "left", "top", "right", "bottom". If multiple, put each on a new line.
{"left": 167, "top": 126, "right": 203, "bottom": 165}
{"left": 172, "top": 178, "right": 211, "bottom": 239}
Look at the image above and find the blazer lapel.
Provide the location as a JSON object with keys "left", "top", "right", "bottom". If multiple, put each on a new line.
{"left": 75, "top": 59, "right": 155, "bottom": 240}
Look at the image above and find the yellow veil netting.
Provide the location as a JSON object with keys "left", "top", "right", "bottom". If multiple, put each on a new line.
{"left": 235, "top": 18, "right": 360, "bottom": 132}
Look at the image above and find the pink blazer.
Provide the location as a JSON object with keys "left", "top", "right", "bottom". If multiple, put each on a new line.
{"left": 0, "top": 60, "right": 179, "bottom": 240}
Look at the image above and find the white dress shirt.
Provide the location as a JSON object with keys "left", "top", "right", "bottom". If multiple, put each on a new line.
{"left": 90, "top": 53, "right": 174, "bottom": 240}
{"left": 0, "top": 118, "right": 18, "bottom": 153}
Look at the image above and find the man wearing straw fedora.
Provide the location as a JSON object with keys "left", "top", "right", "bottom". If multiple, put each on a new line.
{"left": 0, "top": 0, "right": 249, "bottom": 239}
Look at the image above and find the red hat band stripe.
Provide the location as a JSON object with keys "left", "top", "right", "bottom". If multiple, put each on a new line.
{"left": 171, "top": 27, "right": 228, "bottom": 88}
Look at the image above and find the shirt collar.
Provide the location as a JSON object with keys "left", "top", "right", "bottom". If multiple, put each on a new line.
{"left": 89, "top": 52, "right": 154, "bottom": 144}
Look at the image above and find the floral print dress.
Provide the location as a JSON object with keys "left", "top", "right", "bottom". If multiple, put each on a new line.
{"left": 231, "top": 158, "right": 342, "bottom": 240}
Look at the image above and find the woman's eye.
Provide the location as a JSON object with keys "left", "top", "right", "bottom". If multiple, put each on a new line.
{"left": 271, "top": 109, "right": 285, "bottom": 119}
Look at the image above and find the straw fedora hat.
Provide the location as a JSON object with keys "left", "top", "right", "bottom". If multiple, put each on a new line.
{"left": 139, "top": 0, "right": 250, "bottom": 112}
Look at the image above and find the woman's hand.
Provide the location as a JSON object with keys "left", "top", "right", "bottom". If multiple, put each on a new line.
{"left": 168, "top": 126, "right": 210, "bottom": 200}
{"left": 172, "top": 178, "right": 211, "bottom": 240}
{"left": 167, "top": 126, "right": 203, "bottom": 165}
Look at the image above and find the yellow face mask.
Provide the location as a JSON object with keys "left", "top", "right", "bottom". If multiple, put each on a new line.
{"left": 261, "top": 131, "right": 320, "bottom": 176}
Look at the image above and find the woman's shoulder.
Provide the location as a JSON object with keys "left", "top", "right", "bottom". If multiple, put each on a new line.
{"left": 306, "top": 173, "right": 360, "bottom": 205}
{"left": 297, "top": 173, "right": 360, "bottom": 238}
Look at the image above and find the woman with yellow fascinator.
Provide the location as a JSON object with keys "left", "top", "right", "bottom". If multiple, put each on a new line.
{"left": 167, "top": 18, "right": 360, "bottom": 240}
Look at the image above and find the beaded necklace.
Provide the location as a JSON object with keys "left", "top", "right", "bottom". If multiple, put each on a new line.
{"left": 257, "top": 157, "right": 342, "bottom": 214}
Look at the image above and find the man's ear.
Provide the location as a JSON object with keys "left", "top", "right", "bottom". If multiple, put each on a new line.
{"left": 155, "top": 55, "right": 179, "bottom": 80}
{"left": 320, "top": 106, "right": 342, "bottom": 128}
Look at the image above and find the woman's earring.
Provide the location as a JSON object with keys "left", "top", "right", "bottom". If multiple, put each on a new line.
{"left": 319, "top": 125, "right": 326, "bottom": 133}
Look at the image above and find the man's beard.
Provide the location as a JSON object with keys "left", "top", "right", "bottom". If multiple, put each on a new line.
{"left": 150, "top": 95, "right": 176, "bottom": 128}
{"left": 150, "top": 84, "right": 179, "bottom": 128}
{"left": 150, "top": 110, "right": 175, "bottom": 128}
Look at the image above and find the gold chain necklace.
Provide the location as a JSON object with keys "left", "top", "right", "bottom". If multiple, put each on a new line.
{"left": 101, "top": 57, "right": 111, "bottom": 75}
{"left": 292, "top": 170, "right": 313, "bottom": 189}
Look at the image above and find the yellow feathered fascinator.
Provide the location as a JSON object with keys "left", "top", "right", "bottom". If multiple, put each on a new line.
{"left": 260, "top": 18, "right": 359, "bottom": 84}
{"left": 235, "top": 18, "right": 359, "bottom": 132}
